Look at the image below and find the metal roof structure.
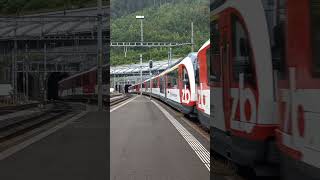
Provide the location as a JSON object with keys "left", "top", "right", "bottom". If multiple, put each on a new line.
{"left": 0, "top": 6, "right": 110, "bottom": 103}
{"left": 110, "top": 58, "right": 181, "bottom": 76}
{"left": 0, "top": 7, "right": 109, "bottom": 40}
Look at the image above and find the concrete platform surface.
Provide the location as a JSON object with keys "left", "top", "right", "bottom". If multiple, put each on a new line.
{"left": 111, "top": 96, "right": 209, "bottom": 180}
{"left": 0, "top": 111, "right": 109, "bottom": 180}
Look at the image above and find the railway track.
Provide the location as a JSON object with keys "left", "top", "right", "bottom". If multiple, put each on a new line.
{"left": 0, "top": 103, "right": 40, "bottom": 116}
{"left": 109, "top": 94, "right": 132, "bottom": 107}
{"left": 0, "top": 102, "right": 72, "bottom": 144}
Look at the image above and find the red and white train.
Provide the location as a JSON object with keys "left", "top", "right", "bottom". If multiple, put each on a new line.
{"left": 276, "top": 0, "right": 320, "bottom": 179}
{"left": 210, "top": 0, "right": 319, "bottom": 179}
{"left": 129, "top": 41, "right": 211, "bottom": 128}
{"left": 129, "top": 53, "right": 198, "bottom": 115}
{"left": 58, "top": 66, "right": 108, "bottom": 99}
{"left": 131, "top": 0, "right": 319, "bottom": 178}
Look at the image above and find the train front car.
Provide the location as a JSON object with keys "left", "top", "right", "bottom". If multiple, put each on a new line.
{"left": 210, "top": 0, "right": 279, "bottom": 175}
{"left": 58, "top": 67, "right": 104, "bottom": 100}
{"left": 196, "top": 40, "right": 211, "bottom": 129}
{"left": 167, "top": 53, "right": 197, "bottom": 114}
{"left": 276, "top": 1, "right": 320, "bottom": 179}
{"left": 59, "top": 68, "right": 97, "bottom": 99}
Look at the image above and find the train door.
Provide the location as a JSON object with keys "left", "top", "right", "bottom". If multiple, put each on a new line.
{"left": 182, "top": 65, "right": 190, "bottom": 103}
{"left": 276, "top": 1, "right": 320, "bottom": 179}
{"left": 178, "top": 65, "right": 183, "bottom": 103}
{"left": 221, "top": 30, "right": 232, "bottom": 131}
{"left": 217, "top": 10, "right": 233, "bottom": 132}
{"left": 214, "top": 3, "right": 281, "bottom": 167}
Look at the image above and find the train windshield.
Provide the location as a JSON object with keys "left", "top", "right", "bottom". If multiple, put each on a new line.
{"left": 311, "top": 0, "right": 320, "bottom": 75}
{"left": 210, "top": 0, "right": 225, "bottom": 10}
{"left": 195, "top": 58, "right": 200, "bottom": 85}
{"left": 262, "top": 0, "right": 287, "bottom": 79}
{"left": 183, "top": 68, "right": 190, "bottom": 88}
{"left": 210, "top": 20, "right": 221, "bottom": 82}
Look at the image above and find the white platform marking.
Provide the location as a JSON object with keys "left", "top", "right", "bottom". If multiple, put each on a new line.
{"left": 151, "top": 100, "right": 210, "bottom": 171}
{"left": 110, "top": 96, "right": 138, "bottom": 113}
{"left": 0, "top": 111, "right": 88, "bottom": 160}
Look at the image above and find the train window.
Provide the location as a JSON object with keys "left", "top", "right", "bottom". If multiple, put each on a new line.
{"left": 195, "top": 58, "right": 200, "bottom": 85}
{"left": 83, "top": 74, "right": 88, "bottom": 84}
{"left": 173, "top": 69, "right": 178, "bottom": 88}
{"left": 153, "top": 78, "right": 158, "bottom": 88}
{"left": 272, "top": 21, "right": 287, "bottom": 79}
{"left": 183, "top": 67, "right": 190, "bottom": 88}
{"left": 262, "top": 0, "right": 287, "bottom": 79}
{"left": 76, "top": 76, "right": 81, "bottom": 86}
{"left": 311, "top": 0, "right": 320, "bottom": 76}
{"left": 231, "top": 15, "right": 255, "bottom": 84}
{"left": 160, "top": 76, "right": 165, "bottom": 93}
{"left": 211, "top": 20, "right": 221, "bottom": 82}
{"left": 167, "top": 69, "right": 178, "bottom": 89}
{"left": 102, "top": 69, "right": 108, "bottom": 84}
{"left": 148, "top": 81, "right": 150, "bottom": 89}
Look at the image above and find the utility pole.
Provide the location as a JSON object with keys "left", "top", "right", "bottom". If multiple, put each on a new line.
{"left": 113, "top": 74, "right": 116, "bottom": 89}
{"left": 135, "top": 15, "right": 145, "bottom": 96}
{"left": 13, "top": 21, "right": 17, "bottom": 104}
{"left": 140, "top": 19, "right": 143, "bottom": 42}
{"left": 149, "top": 60, "right": 152, "bottom": 100}
{"left": 136, "top": 16, "right": 144, "bottom": 43}
{"left": 97, "top": 0, "right": 103, "bottom": 111}
{"left": 191, "top": 22, "right": 194, "bottom": 52}
{"left": 44, "top": 43, "right": 47, "bottom": 104}
{"left": 167, "top": 47, "right": 172, "bottom": 67}
{"left": 140, "top": 54, "right": 142, "bottom": 95}
{"left": 13, "top": 42, "right": 17, "bottom": 103}
{"left": 23, "top": 50, "right": 25, "bottom": 100}
{"left": 25, "top": 44, "right": 29, "bottom": 102}
{"left": 169, "top": 47, "right": 172, "bottom": 65}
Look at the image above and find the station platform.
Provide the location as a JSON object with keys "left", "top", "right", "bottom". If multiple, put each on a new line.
{"left": 0, "top": 109, "right": 108, "bottom": 180}
{"left": 111, "top": 95, "right": 209, "bottom": 180}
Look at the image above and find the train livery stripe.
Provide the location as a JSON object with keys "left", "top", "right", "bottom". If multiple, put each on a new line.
{"left": 151, "top": 99, "right": 210, "bottom": 171}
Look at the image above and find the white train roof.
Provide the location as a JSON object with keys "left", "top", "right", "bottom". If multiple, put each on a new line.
{"left": 198, "top": 39, "right": 210, "bottom": 52}
{"left": 143, "top": 52, "right": 197, "bottom": 83}
{"left": 110, "top": 58, "right": 181, "bottom": 75}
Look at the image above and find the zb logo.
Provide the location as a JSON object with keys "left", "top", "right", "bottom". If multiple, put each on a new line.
{"left": 198, "top": 83, "right": 206, "bottom": 110}
{"left": 182, "top": 85, "right": 191, "bottom": 104}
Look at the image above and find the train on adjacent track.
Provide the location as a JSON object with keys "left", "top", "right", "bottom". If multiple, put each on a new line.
{"left": 58, "top": 66, "right": 108, "bottom": 100}
{"left": 130, "top": 0, "right": 320, "bottom": 178}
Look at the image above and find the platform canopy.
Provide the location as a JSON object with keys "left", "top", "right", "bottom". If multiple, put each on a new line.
{"left": 110, "top": 58, "right": 181, "bottom": 76}
{"left": 0, "top": 7, "right": 109, "bottom": 40}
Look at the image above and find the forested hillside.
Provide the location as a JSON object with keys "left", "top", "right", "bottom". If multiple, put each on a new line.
{"left": 111, "top": 0, "right": 209, "bottom": 65}
{"left": 110, "top": 0, "right": 204, "bottom": 18}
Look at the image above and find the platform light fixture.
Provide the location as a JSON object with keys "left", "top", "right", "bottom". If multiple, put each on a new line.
{"left": 135, "top": 15, "right": 144, "bottom": 42}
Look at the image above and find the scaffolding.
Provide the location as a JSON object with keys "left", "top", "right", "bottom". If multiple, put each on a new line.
{"left": 0, "top": 6, "right": 110, "bottom": 107}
